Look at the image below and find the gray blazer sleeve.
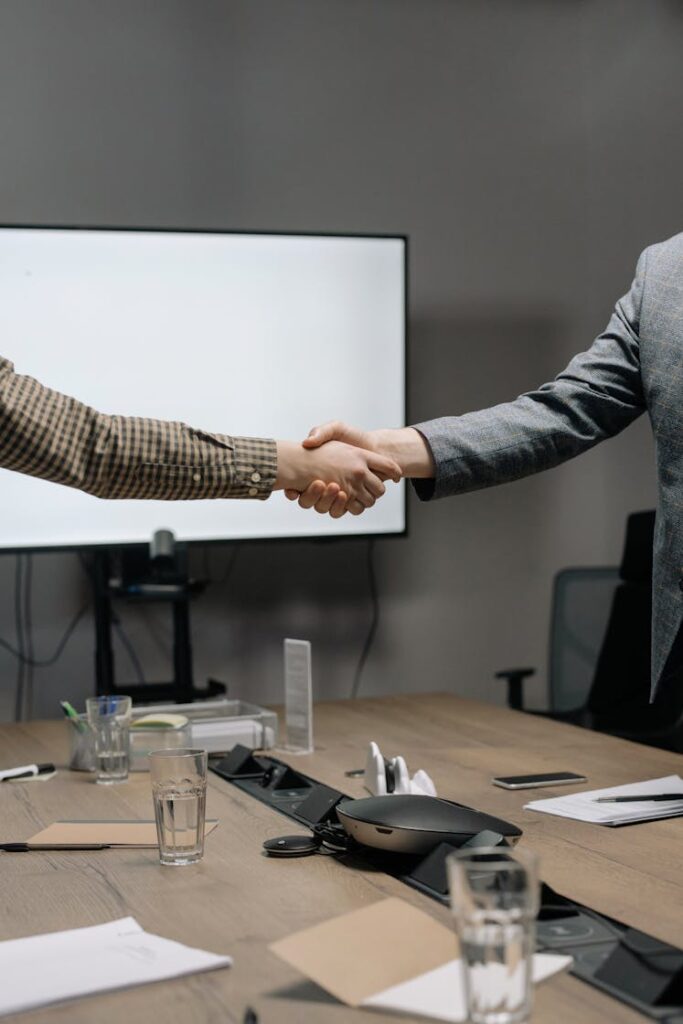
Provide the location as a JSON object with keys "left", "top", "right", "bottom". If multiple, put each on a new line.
{"left": 412, "top": 249, "right": 649, "bottom": 500}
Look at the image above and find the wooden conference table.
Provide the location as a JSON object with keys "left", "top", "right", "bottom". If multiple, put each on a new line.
{"left": 1, "top": 693, "right": 682, "bottom": 1024}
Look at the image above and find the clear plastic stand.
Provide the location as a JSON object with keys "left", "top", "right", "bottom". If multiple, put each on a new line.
{"left": 283, "top": 638, "right": 313, "bottom": 754}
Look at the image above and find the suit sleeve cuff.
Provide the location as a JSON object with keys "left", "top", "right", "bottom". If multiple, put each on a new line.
{"left": 408, "top": 422, "right": 452, "bottom": 501}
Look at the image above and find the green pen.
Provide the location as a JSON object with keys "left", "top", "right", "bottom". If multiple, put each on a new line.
{"left": 59, "top": 700, "right": 87, "bottom": 734}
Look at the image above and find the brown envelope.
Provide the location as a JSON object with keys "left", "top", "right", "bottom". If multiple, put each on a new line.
{"left": 27, "top": 820, "right": 219, "bottom": 848}
{"left": 270, "top": 897, "right": 458, "bottom": 1007}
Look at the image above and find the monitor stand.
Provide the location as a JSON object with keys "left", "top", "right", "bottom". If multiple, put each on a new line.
{"left": 89, "top": 545, "right": 225, "bottom": 704}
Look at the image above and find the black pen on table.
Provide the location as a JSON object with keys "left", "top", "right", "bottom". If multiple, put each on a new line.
{"left": 0, "top": 843, "right": 110, "bottom": 852}
{"left": 594, "top": 793, "right": 683, "bottom": 803}
{"left": 0, "top": 763, "right": 55, "bottom": 782}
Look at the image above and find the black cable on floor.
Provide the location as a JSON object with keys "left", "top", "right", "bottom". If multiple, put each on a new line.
{"left": 351, "top": 539, "right": 379, "bottom": 700}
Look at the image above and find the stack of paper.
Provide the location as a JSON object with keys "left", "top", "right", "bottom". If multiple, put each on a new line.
{"left": 525, "top": 775, "right": 683, "bottom": 826}
{"left": 0, "top": 918, "right": 231, "bottom": 1018}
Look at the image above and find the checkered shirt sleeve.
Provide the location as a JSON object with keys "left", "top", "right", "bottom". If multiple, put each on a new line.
{"left": 0, "top": 356, "right": 277, "bottom": 500}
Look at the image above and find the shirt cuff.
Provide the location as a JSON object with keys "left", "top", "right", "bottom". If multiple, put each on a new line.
{"left": 228, "top": 436, "right": 278, "bottom": 499}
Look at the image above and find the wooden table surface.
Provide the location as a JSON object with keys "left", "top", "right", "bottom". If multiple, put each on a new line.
{"left": 1, "top": 693, "right": 682, "bottom": 1023}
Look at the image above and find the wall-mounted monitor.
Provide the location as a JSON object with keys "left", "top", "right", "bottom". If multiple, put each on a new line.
{"left": 0, "top": 227, "right": 406, "bottom": 549}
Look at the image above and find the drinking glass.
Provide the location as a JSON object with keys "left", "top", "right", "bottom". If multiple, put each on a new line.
{"left": 447, "top": 846, "right": 540, "bottom": 1024}
{"left": 86, "top": 695, "right": 132, "bottom": 784}
{"left": 149, "top": 748, "right": 208, "bottom": 866}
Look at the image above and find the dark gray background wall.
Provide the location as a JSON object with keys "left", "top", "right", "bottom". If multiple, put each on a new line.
{"left": 0, "top": 0, "right": 679, "bottom": 721}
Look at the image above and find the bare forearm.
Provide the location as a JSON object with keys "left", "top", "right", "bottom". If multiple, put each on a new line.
{"left": 274, "top": 440, "right": 306, "bottom": 490}
{"left": 370, "top": 427, "right": 435, "bottom": 478}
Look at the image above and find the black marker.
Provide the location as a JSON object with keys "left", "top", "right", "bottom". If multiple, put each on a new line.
{"left": 0, "top": 763, "right": 55, "bottom": 782}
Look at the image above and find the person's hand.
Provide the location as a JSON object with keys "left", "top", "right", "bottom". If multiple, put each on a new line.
{"left": 285, "top": 478, "right": 350, "bottom": 517}
{"left": 274, "top": 439, "right": 400, "bottom": 516}
{"left": 303, "top": 421, "right": 376, "bottom": 453}
{"left": 284, "top": 422, "right": 384, "bottom": 516}
{"left": 283, "top": 422, "right": 386, "bottom": 517}
{"left": 285, "top": 421, "right": 435, "bottom": 516}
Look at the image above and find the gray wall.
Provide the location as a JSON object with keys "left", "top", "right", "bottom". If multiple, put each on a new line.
{"left": 0, "top": 0, "right": 679, "bottom": 721}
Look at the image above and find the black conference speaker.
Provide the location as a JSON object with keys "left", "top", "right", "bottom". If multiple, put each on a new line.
{"left": 336, "top": 795, "right": 522, "bottom": 855}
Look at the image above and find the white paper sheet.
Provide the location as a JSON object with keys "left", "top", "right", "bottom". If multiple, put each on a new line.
{"left": 525, "top": 775, "right": 683, "bottom": 826}
{"left": 0, "top": 917, "right": 231, "bottom": 1017}
{"left": 363, "top": 953, "right": 572, "bottom": 1022}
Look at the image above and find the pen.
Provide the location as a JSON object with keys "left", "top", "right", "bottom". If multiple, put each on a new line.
{"left": 0, "top": 843, "right": 110, "bottom": 852}
{"left": 0, "top": 763, "right": 55, "bottom": 782}
{"left": 593, "top": 793, "right": 683, "bottom": 803}
{"left": 60, "top": 700, "right": 87, "bottom": 733}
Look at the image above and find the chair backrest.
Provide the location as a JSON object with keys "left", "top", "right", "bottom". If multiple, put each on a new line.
{"left": 548, "top": 511, "right": 658, "bottom": 719}
{"left": 547, "top": 567, "right": 620, "bottom": 712}
{"left": 586, "top": 511, "right": 657, "bottom": 727}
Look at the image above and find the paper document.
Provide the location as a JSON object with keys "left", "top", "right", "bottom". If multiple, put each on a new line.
{"left": 271, "top": 897, "right": 571, "bottom": 1021}
{"left": 0, "top": 917, "right": 231, "bottom": 1018}
{"left": 363, "top": 954, "right": 572, "bottom": 1022}
{"left": 525, "top": 775, "right": 683, "bottom": 826}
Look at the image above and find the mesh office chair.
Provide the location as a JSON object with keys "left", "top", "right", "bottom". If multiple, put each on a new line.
{"left": 497, "top": 511, "right": 683, "bottom": 752}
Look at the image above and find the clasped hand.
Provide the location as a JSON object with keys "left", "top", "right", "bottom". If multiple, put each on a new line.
{"left": 277, "top": 423, "right": 396, "bottom": 518}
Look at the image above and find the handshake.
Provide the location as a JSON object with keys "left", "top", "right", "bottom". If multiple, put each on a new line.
{"left": 275, "top": 422, "right": 435, "bottom": 518}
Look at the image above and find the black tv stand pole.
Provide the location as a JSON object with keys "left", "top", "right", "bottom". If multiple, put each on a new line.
{"left": 91, "top": 543, "right": 226, "bottom": 704}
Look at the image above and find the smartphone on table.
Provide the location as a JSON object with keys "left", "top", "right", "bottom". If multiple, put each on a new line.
{"left": 492, "top": 771, "right": 587, "bottom": 790}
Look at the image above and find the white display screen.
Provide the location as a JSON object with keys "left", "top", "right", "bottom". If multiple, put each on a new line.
{"left": 0, "top": 228, "right": 406, "bottom": 548}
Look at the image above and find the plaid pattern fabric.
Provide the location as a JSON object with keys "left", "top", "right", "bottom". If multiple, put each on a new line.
{"left": 0, "top": 357, "right": 277, "bottom": 500}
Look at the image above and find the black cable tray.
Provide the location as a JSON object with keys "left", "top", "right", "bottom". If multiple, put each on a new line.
{"left": 210, "top": 748, "right": 683, "bottom": 1021}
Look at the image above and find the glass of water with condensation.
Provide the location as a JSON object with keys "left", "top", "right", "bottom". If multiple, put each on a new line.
{"left": 447, "top": 846, "right": 539, "bottom": 1024}
{"left": 150, "top": 748, "right": 208, "bottom": 866}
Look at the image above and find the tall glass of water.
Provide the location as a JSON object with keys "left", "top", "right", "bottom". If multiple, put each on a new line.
{"left": 447, "top": 846, "right": 539, "bottom": 1024}
{"left": 149, "top": 748, "right": 208, "bottom": 866}
{"left": 86, "top": 695, "right": 132, "bottom": 784}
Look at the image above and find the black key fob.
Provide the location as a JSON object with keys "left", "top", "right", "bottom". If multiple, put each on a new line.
{"left": 263, "top": 834, "right": 321, "bottom": 857}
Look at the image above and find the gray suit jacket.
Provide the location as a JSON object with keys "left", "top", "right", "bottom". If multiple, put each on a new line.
{"left": 413, "top": 232, "right": 683, "bottom": 697}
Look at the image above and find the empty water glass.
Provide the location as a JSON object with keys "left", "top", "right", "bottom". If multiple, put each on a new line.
{"left": 150, "top": 748, "right": 208, "bottom": 866}
{"left": 86, "top": 695, "right": 132, "bottom": 784}
{"left": 447, "top": 846, "right": 539, "bottom": 1024}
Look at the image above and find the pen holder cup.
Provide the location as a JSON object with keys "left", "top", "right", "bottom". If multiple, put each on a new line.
{"left": 68, "top": 716, "right": 97, "bottom": 772}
